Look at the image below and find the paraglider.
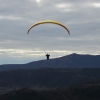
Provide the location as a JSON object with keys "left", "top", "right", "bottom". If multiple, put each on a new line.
{"left": 27, "top": 20, "right": 70, "bottom": 60}
{"left": 27, "top": 20, "right": 70, "bottom": 35}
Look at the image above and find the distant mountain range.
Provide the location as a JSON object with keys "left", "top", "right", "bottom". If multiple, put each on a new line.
{"left": 0, "top": 53, "right": 100, "bottom": 97}
{"left": 0, "top": 53, "right": 100, "bottom": 71}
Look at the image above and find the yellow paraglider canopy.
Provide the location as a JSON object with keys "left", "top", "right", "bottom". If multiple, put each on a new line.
{"left": 27, "top": 20, "right": 70, "bottom": 35}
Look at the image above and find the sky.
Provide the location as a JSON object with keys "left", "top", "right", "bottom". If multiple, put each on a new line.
{"left": 0, "top": 0, "right": 100, "bottom": 64}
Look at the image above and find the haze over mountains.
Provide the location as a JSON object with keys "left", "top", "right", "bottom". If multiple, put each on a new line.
{"left": 0, "top": 53, "right": 100, "bottom": 71}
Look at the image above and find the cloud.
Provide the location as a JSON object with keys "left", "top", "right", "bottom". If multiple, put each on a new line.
{"left": 0, "top": 0, "right": 100, "bottom": 64}
{"left": 56, "top": 3, "right": 73, "bottom": 12}
{"left": 0, "top": 15, "right": 23, "bottom": 20}
{"left": 94, "top": 3, "right": 100, "bottom": 7}
{"left": 35, "top": 0, "right": 42, "bottom": 4}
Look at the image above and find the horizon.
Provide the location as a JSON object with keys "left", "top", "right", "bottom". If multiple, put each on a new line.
{"left": 0, "top": 53, "right": 100, "bottom": 65}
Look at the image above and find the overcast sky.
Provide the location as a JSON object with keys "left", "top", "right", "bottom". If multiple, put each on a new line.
{"left": 0, "top": 0, "right": 100, "bottom": 64}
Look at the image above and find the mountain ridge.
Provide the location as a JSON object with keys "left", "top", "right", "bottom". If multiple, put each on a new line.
{"left": 0, "top": 53, "right": 100, "bottom": 71}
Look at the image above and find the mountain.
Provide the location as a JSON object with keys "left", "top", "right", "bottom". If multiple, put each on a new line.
{"left": 0, "top": 68, "right": 100, "bottom": 88}
{"left": 0, "top": 53, "right": 100, "bottom": 71}
{"left": 0, "top": 53, "right": 100, "bottom": 98}
{"left": 26, "top": 53, "right": 100, "bottom": 68}
{"left": 0, "top": 84, "right": 100, "bottom": 100}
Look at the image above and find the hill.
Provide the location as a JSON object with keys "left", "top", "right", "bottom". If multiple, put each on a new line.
{"left": 0, "top": 68, "right": 100, "bottom": 89}
{"left": 0, "top": 84, "right": 100, "bottom": 100}
{"left": 0, "top": 53, "right": 100, "bottom": 71}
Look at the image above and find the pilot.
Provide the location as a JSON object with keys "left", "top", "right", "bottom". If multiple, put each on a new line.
{"left": 46, "top": 54, "right": 50, "bottom": 60}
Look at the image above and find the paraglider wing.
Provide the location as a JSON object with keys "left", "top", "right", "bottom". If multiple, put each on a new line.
{"left": 27, "top": 20, "right": 70, "bottom": 35}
